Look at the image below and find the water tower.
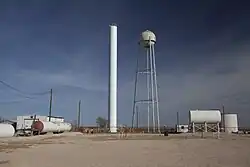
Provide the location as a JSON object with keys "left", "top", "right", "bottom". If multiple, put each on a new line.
{"left": 131, "top": 30, "right": 160, "bottom": 133}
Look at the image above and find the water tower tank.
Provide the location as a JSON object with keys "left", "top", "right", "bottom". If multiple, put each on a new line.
{"left": 140, "top": 30, "right": 156, "bottom": 47}
{"left": 224, "top": 114, "right": 238, "bottom": 133}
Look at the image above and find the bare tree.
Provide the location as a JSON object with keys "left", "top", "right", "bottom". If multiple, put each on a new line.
{"left": 0, "top": 116, "right": 5, "bottom": 123}
{"left": 96, "top": 116, "right": 108, "bottom": 128}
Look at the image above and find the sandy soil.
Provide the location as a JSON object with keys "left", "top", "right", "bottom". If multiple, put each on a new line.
{"left": 0, "top": 132, "right": 250, "bottom": 167}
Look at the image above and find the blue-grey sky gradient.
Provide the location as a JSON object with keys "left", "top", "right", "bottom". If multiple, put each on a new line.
{"left": 0, "top": 0, "right": 250, "bottom": 126}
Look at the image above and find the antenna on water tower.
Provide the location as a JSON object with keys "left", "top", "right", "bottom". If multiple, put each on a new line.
{"left": 131, "top": 30, "right": 160, "bottom": 133}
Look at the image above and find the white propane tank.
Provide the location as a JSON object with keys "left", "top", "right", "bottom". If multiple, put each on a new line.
{"left": 57, "top": 122, "right": 72, "bottom": 132}
{"left": 224, "top": 114, "right": 238, "bottom": 133}
{"left": 62, "top": 122, "right": 72, "bottom": 131}
{"left": 189, "top": 110, "right": 221, "bottom": 123}
{"left": 0, "top": 124, "right": 15, "bottom": 137}
{"left": 32, "top": 121, "right": 59, "bottom": 133}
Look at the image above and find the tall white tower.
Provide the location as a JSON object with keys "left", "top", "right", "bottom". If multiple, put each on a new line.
{"left": 109, "top": 23, "right": 118, "bottom": 133}
{"left": 132, "top": 30, "right": 160, "bottom": 133}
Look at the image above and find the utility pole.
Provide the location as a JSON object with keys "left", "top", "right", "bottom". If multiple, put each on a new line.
{"left": 48, "top": 89, "right": 52, "bottom": 121}
{"left": 176, "top": 111, "right": 179, "bottom": 132}
{"left": 177, "top": 112, "right": 179, "bottom": 126}
{"left": 136, "top": 105, "right": 139, "bottom": 128}
{"left": 222, "top": 105, "right": 225, "bottom": 132}
{"left": 77, "top": 100, "right": 81, "bottom": 128}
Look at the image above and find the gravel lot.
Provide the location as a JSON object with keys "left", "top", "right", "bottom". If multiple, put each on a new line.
{"left": 0, "top": 132, "right": 250, "bottom": 167}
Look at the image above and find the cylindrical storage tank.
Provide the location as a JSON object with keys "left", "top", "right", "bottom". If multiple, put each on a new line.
{"left": 32, "top": 121, "right": 59, "bottom": 133}
{"left": 57, "top": 122, "right": 72, "bottom": 132}
{"left": 0, "top": 124, "right": 15, "bottom": 137}
{"left": 224, "top": 114, "right": 238, "bottom": 133}
{"left": 62, "top": 122, "right": 72, "bottom": 131}
{"left": 109, "top": 23, "right": 118, "bottom": 133}
{"left": 189, "top": 110, "right": 221, "bottom": 123}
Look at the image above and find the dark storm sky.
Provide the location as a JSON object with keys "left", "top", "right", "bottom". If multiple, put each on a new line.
{"left": 0, "top": 0, "right": 250, "bottom": 126}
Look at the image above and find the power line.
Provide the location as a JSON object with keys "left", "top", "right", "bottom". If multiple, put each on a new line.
{"left": 0, "top": 80, "right": 51, "bottom": 104}
{"left": 0, "top": 80, "right": 30, "bottom": 95}
{"left": 0, "top": 93, "right": 50, "bottom": 104}
{"left": 0, "top": 80, "right": 50, "bottom": 98}
{"left": 0, "top": 99, "right": 31, "bottom": 104}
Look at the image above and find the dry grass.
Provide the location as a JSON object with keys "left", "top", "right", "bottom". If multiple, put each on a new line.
{"left": 0, "top": 135, "right": 66, "bottom": 153}
{"left": 0, "top": 132, "right": 250, "bottom": 167}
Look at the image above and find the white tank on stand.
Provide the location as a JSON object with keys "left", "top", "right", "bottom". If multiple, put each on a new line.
{"left": 189, "top": 110, "right": 221, "bottom": 123}
{"left": 189, "top": 110, "right": 221, "bottom": 134}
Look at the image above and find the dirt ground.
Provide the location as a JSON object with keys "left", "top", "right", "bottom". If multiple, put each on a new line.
{"left": 0, "top": 132, "right": 250, "bottom": 167}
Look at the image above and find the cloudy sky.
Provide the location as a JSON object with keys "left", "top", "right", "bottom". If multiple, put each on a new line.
{"left": 0, "top": 0, "right": 249, "bottom": 127}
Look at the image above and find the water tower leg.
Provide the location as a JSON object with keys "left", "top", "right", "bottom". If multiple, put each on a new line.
{"left": 149, "top": 43, "right": 156, "bottom": 133}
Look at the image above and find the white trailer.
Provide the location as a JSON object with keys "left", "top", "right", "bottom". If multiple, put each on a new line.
{"left": 46, "top": 116, "right": 64, "bottom": 123}
{"left": 16, "top": 115, "right": 47, "bottom": 135}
